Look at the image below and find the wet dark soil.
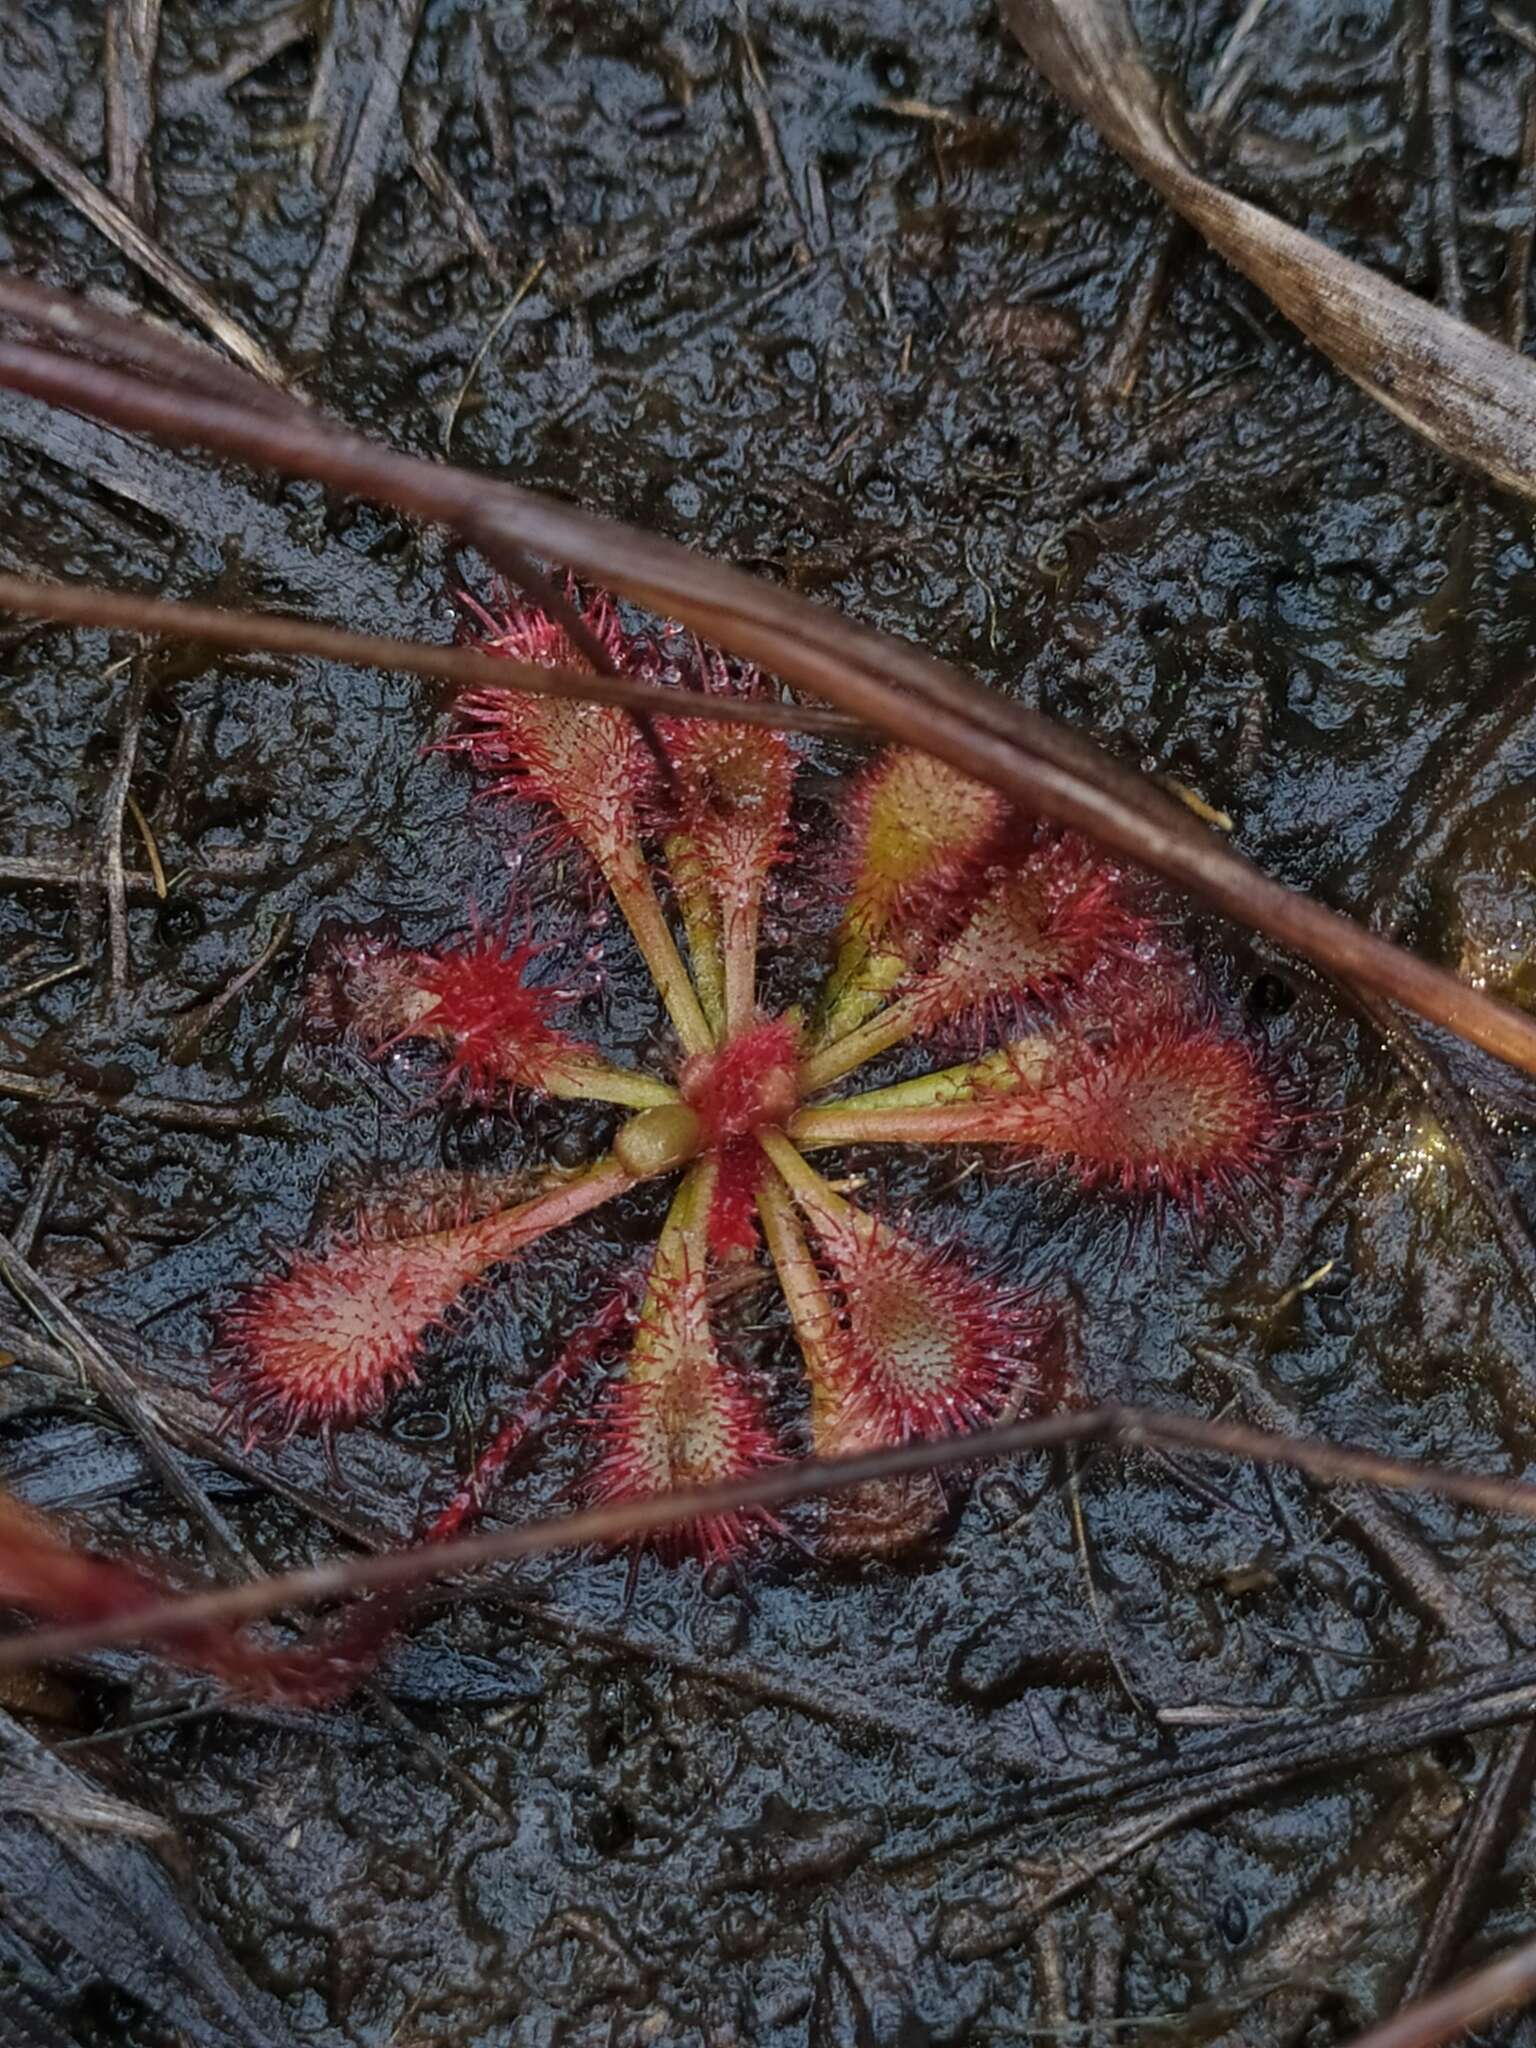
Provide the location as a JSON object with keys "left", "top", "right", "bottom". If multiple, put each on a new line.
{"left": 5, "top": 1, "right": 1536, "bottom": 2042}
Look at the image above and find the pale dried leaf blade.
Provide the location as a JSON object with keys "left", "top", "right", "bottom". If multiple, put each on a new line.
{"left": 1006, "top": 0, "right": 1536, "bottom": 502}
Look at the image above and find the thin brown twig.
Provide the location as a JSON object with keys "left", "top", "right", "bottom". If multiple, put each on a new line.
{"left": 0, "top": 102, "right": 283, "bottom": 382}
{"left": 124, "top": 791, "right": 167, "bottom": 898}
{"left": 0, "top": 572, "right": 863, "bottom": 738}
{"left": 8, "top": 1308, "right": 1033, "bottom": 1768}
{"left": 19, "top": 1316, "right": 1536, "bottom": 1914}
{"left": 1212, "top": 1357, "right": 1534, "bottom": 2000}
{"left": 103, "top": 0, "right": 162, "bottom": 224}
{"left": 441, "top": 255, "right": 547, "bottom": 453}
{"left": 8, "top": 1404, "right": 1536, "bottom": 1671}
{"left": 0, "top": 296, "right": 1407, "bottom": 791}
{"left": 164, "top": 912, "right": 293, "bottom": 1059}
{"left": 486, "top": 543, "right": 681, "bottom": 795}
{"left": 159, "top": 1, "right": 310, "bottom": 121}
{"left": 98, "top": 653, "right": 151, "bottom": 998}
{"left": 1093, "top": 219, "right": 1177, "bottom": 404}
{"left": 0, "top": 1063, "right": 286, "bottom": 1136}
{"left": 290, "top": 0, "right": 427, "bottom": 355}
{"left": 0, "top": 851, "right": 276, "bottom": 897}
{"left": 0, "top": 273, "right": 300, "bottom": 420}
{"left": 0, "top": 321, "right": 1530, "bottom": 1077}
{"left": 1355, "top": 990, "right": 1536, "bottom": 1331}
{"left": 0, "top": 959, "right": 88, "bottom": 1011}
{"left": 737, "top": 14, "right": 811, "bottom": 269}
{"left": 0, "top": 278, "right": 675, "bottom": 806}
{"left": 8, "top": 249, "right": 684, "bottom": 781}
{"left": 1401, "top": 1723, "right": 1536, "bottom": 2002}
{"left": 1424, "top": 0, "right": 1465, "bottom": 319}
{"left": 1, "top": 1305, "right": 515, "bottom": 1832}
{"left": 1507, "top": 72, "right": 1536, "bottom": 350}
{"left": 1340, "top": 1927, "right": 1536, "bottom": 2047}
{"left": 11, "top": 1142, "right": 70, "bottom": 1263}
{"left": 0, "top": 1227, "right": 251, "bottom": 1578}
{"left": 404, "top": 99, "right": 514, "bottom": 291}
{"left": 1065, "top": 1449, "right": 1153, "bottom": 1720}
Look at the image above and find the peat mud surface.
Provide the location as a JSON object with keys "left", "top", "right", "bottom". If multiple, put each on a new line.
{"left": 4, "top": 2, "right": 1536, "bottom": 2042}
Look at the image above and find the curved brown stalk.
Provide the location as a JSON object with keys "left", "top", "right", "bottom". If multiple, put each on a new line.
{"left": 1, "top": 296, "right": 1534, "bottom": 1070}
{"left": 0, "top": 271, "right": 309, "bottom": 417}
{"left": 6, "top": 1403, "right": 1536, "bottom": 1674}
{"left": 0, "top": 276, "right": 664, "bottom": 765}
{"left": 0, "top": 573, "right": 859, "bottom": 739}
{"left": 1339, "top": 1926, "right": 1536, "bottom": 2047}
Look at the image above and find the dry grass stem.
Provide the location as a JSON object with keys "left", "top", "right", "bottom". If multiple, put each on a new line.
{"left": 0, "top": 291, "right": 1530, "bottom": 1073}
{"left": 8, "top": 1404, "right": 1536, "bottom": 1672}
{"left": 0, "top": 1228, "right": 251, "bottom": 1576}
{"left": 103, "top": 0, "right": 163, "bottom": 224}
{"left": 1341, "top": 1927, "right": 1536, "bottom": 2047}
{"left": 0, "top": 98, "right": 282, "bottom": 382}
{"left": 0, "top": 573, "right": 861, "bottom": 739}
{"left": 290, "top": 0, "right": 427, "bottom": 355}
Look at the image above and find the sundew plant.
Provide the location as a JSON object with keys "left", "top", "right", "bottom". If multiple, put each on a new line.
{"left": 219, "top": 587, "right": 1298, "bottom": 1568}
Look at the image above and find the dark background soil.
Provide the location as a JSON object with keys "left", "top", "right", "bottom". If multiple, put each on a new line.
{"left": 4, "top": 1, "right": 1536, "bottom": 2042}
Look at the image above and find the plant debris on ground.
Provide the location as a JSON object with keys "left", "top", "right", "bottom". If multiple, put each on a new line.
{"left": 5, "top": 3, "right": 1536, "bottom": 2044}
